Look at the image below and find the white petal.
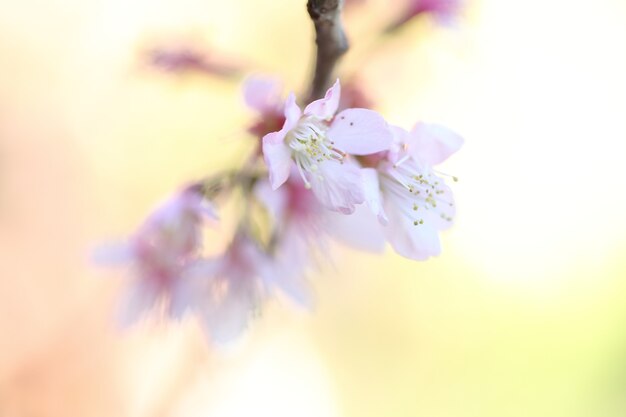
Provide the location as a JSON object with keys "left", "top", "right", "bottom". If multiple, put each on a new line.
{"left": 310, "top": 161, "right": 364, "bottom": 213}
{"left": 284, "top": 92, "right": 302, "bottom": 130}
{"left": 384, "top": 203, "right": 442, "bottom": 261}
{"left": 385, "top": 125, "right": 411, "bottom": 164}
{"left": 422, "top": 180, "right": 456, "bottom": 231}
{"left": 202, "top": 278, "right": 258, "bottom": 344}
{"left": 410, "top": 123, "right": 464, "bottom": 166}
{"left": 326, "top": 204, "right": 386, "bottom": 252}
{"left": 304, "top": 79, "right": 341, "bottom": 120}
{"left": 361, "top": 168, "right": 388, "bottom": 224}
{"left": 262, "top": 132, "right": 293, "bottom": 190}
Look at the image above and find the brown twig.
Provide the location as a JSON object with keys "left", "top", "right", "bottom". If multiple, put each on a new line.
{"left": 306, "top": 0, "right": 349, "bottom": 101}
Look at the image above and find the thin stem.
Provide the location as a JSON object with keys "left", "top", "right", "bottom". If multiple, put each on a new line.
{"left": 306, "top": 0, "right": 349, "bottom": 101}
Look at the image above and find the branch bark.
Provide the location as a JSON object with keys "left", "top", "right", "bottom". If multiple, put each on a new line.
{"left": 306, "top": 0, "right": 349, "bottom": 101}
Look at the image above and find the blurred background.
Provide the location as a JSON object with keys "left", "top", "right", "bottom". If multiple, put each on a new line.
{"left": 1, "top": 0, "right": 626, "bottom": 416}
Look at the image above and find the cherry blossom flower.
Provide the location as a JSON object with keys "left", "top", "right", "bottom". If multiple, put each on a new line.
{"left": 95, "top": 0, "right": 468, "bottom": 348}
{"left": 262, "top": 79, "right": 393, "bottom": 214}
{"left": 173, "top": 177, "right": 328, "bottom": 343}
{"left": 175, "top": 232, "right": 271, "bottom": 343}
{"left": 104, "top": 187, "right": 216, "bottom": 324}
{"left": 362, "top": 123, "right": 463, "bottom": 260}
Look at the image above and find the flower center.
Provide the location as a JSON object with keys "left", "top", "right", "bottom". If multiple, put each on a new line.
{"left": 383, "top": 155, "right": 456, "bottom": 226}
{"left": 286, "top": 116, "right": 344, "bottom": 188}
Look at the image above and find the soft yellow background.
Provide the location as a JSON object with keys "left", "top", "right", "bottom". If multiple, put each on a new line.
{"left": 1, "top": 0, "right": 626, "bottom": 416}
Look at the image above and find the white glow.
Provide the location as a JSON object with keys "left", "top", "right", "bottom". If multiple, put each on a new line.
{"left": 174, "top": 334, "right": 340, "bottom": 417}
{"left": 444, "top": 0, "right": 626, "bottom": 287}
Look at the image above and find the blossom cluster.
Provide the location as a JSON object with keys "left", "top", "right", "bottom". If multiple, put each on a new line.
{"left": 104, "top": 77, "right": 462, "bottom": 343}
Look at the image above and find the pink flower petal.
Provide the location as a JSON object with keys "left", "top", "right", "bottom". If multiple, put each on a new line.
{"left": 202, "top": 282, "right": 257, "bottom": 344}
{"left": 310, "top": 161, "right": 364, "bottom": 214}
{"left": 242, "top": 75, "right": 283, "bottom": 113}
{"left": 183, "top": 236, "right": 267, "bottom": 344}
{"left": 361, "top": 168, "right": 388, "bottom": 225}
{"left": 327, "top": 109, "right": 393, "bottom": 155}
{"left": 304, "top": 79, "right": 341, "bottom": 120}
{"left": 410, "top": 123, "right": 463, "bottom": 166}
{"left": 262, "top": 134, "right": 292, "bottom": 190}
{"left": 284, "top": 92, "right": 302, "bottom": 130}
{"left": 261, "top": 93, "right": 303, "bottom": 189}
{"left": 326, "top": 205, "right": 386, "bottom": 252}
{"left": 389, "top": 125, "right": 411, "bottom": 146}
{"left": 385, "top": 125, "right": 411, "bottom": 164}
{"left": 170, "top": 260, "right": 220, "bottom": 318}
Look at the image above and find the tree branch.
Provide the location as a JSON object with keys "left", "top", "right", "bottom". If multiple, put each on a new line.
{"left": 306, "top": 0, "right": 349, "bottom": 101}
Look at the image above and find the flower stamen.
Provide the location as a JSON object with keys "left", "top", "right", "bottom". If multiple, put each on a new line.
{"left": 287, "top": 116, "right": 344, "bottom": 185}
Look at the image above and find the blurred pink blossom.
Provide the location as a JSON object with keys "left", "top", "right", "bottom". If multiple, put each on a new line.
{"left": 242, "top": 76, "right": 286, "bottom": 140}
{"left": 101, "top": 186, "right": 216, "bottom": 323}
{"left": 146, "top": 45, "right": 244, "bottom": 77}
{"left": 261, "top": 79, "right": 393, "bottom": 213}
{"left": 175, "top": 232, "right": 269, "bottom": 343}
